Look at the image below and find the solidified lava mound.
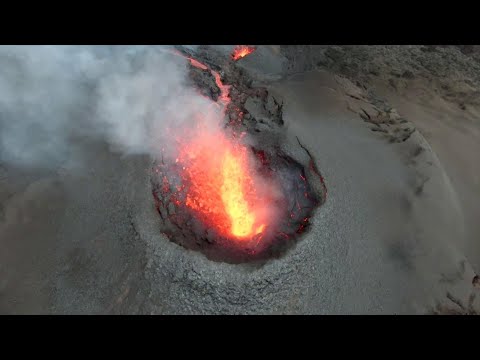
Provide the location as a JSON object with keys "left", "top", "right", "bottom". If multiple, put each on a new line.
{"left": 150, "top": 47, "right": 327, "bottom": 264}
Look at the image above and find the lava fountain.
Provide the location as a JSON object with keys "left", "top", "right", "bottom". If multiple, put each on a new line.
{"left": 231, "top": 45, "right": 256, "bottom": 61}
{"left": 177, "top": 126, "right": 276, "bottom": 242}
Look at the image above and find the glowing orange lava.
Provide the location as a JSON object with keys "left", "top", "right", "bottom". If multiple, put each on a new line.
{"left": 188, "top": 58, "right": 208, "bottom": 70}
{"left": 231, "top": 45, "right": 256, "bottom": 61}
{"left": 221, "top": 150, "right": 260, "bottom": 237}
{"left": 178, "top": 128, "right": 266, "bottom": 240}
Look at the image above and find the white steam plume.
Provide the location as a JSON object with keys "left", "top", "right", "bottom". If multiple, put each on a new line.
{"left": 0, "top": 45, "right": 216, "bottom": 168}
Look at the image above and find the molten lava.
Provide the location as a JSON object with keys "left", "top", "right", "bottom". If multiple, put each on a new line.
{"left": 188, "top": 58, "right": 208, "bottom": 70}
{"left": 178, "top": 128, "right": 267, "bottom": 240}
{"left": 221, "top": 150, "right": 262, "bottom": 238}
{"left": 231, "top": 45, "right": 256, "bottom": 61}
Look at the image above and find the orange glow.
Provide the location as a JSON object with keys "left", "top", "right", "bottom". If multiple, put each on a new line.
{"left": 212, "top": 71, "right": 231, "bottom": 107}
{"left": 231, "top": 45, "right": 256, "bottom": 61}
{"left": 221, "top": 150, "right": 256, "bottom": 237}
{"left": 179, "top": 128, "right": 266, "bottom": 240}
{"left": 188, "top": 58, "right": 208, "bottom": 70}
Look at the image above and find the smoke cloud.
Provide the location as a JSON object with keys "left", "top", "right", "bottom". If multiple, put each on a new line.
{"left": 0, "top": 45, "right": 217, "bottom": 169}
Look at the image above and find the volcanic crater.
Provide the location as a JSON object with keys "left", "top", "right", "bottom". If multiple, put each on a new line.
{"left": 150, "top": 47, "right": 327, "bottom": 263}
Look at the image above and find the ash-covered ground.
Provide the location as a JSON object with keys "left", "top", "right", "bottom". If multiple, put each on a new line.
{"left": 1, "top": 45, "right": 480, "bottom": 314}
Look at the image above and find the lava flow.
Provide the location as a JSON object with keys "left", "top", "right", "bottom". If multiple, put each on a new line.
{"left": 231, "top": 45, "right": 256, "bottom": 61}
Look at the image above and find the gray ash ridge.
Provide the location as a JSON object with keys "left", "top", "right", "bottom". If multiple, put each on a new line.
{"left": 150, "top": 49, "right": 327, "bottom": 264}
